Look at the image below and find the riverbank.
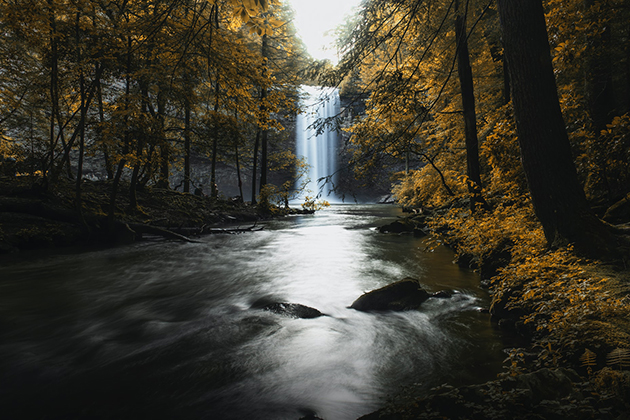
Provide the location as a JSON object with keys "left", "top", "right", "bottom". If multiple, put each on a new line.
{"left": 360, "top": 199, "right": 630, "bottom": 419}
{"left": 0, "top": 176, "right": 311, "bottom": 254}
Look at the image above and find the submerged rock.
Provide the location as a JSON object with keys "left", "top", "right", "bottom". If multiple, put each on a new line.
{"left": 350, "top": 278, "right": 434, "bottom": 312}
{"left": 261, "top": 302, "right": 324, "bottom": 319}
{"left": 378, "top": 216, "right": 427, "bottom": 236}
{"left": 378, "top": 220, "right": 414, "bottom": 233}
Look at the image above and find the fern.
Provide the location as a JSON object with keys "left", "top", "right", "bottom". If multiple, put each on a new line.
{"left": 580, "top": 348, "right": 598, "bottom": 368}
{"left": 606, "top": 348, "right": 630, "bottom": 370}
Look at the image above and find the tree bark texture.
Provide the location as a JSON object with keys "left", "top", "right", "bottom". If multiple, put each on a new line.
{"left": 497, "top": 0, "right": 616, "bottom": 257}
{"left": 454, "top": 1, "right": 485, "bottom": 211}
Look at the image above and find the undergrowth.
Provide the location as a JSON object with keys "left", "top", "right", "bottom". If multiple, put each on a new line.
{"left": 410, "top": 192, "right": 630, "bottom": 381}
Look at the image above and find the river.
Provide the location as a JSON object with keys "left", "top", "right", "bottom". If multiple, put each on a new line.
{"left": 0, "top": 205, "right": 505, "bottom": 420}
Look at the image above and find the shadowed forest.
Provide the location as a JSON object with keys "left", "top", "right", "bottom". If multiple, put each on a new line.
{"left": 1, "top": 0, "right": 630, "bottom": 419}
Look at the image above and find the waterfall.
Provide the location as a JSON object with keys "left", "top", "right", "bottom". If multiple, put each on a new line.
{"left": 295, "top": 85, "right": 341, "bottom": 203}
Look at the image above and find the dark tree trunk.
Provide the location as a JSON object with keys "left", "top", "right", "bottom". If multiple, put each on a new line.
{"left": 157, "top": 89, "right": 169, "bottom": 188}
{"left": 129, "top": 78, "right": 151, "bottom": 211}
{"left": 96, "top": 69, "right": 113, "bottom": 180}
{"left": 584, "top": 0, "right": 615, "bottom": 200}
{"left": 584, "top": 5, "right": 614, "bottom": 133}
{"left": 184, "top": 96, "right": 191, "bottom": 193}
{"left": 74, "top": 11, "right": 87, "bottom": 228}
{"left": 210, "top": 7, "right": 220, "bottom": 199}
{"left": 46, "top": 0, "right": 58, "bottom": 188}
{"left": 210, "top": 80, "right": 220, "bottom": 199}
{"left": 259, "top": 129, "right": 268, "bottom": 192}
{"left": 235, "top": 142, "right": 244, "bottom": 202}
{"left": 497, "top": 0, "right": 616, "bottom": 257}
{"left": 108, "top": 35, "right": 132, "bottom": 234}
{"left": 259, "top": 34, "right": 269, "bottom": 195}
{"left": 128, "top": 141, "right": 143, "bottom": 211}
{"left": 454, "top": 0, "right": 487, "bottom": 211}
{"left": 251, "top": 129, "right": 260, "bottom": 204}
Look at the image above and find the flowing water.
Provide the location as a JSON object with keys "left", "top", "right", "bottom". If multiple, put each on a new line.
{"left": 295, "top": 86, "right": 341, "bottom": 202}
{"left": 0, "top": 205, "right": 505, "bottom": 420}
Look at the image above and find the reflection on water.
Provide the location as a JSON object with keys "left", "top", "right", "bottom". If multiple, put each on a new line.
{"left": 0, "top": 205, "right": 505, "bottom": 420}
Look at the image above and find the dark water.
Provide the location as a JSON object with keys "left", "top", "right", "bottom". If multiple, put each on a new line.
{"left": 0, "top": 205, "right": 505, "bottom": 420}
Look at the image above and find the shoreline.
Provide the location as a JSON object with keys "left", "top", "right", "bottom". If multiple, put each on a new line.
{"left": 0, "top": 176, "right": 315, "bottom": 255}
{"left": 356, "top": 203, "right": 630, "bottom": 419}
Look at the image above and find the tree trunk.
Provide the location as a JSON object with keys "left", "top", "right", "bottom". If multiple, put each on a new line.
{"left": 454, "top": 0, "right": 486, "bottom": 211}
{"left": 251, "top": 129, "right": 260, "bottom": 204}
{"left": 259, "top": 130, "right": 268, "bottom": 192}
{"left": 208, "top": 7, "right": 221, "bottom": 199}
{"left": 157, "top": 88, "right": 169, "bottom": 188}
{"left": 259, "top": 34, "right": 269, "bottom": 196}
{"left": 46, "top": 0, "right": 59, "bottom": 188}
{"left": 96, "top": 68, "right": 113, "bottom": 180}
{"left": 584, "top": 0, "right": 615, "bottom": 133}
{"left": 235, "top": 142, "right": 243, "bottom": 201}
{"left": 584, "top": 0, "right": 615, "bottom": 200}
{"left": 497, "top": 0, "right": 616, "bottom": 257}
{"left": 108, "top": 35, "right": 132, "bottom": 234}
{"left": 74, "top": 10, "right": 87, "bottom": 228}
{"left": 210, "top": 79, "right": 220, "bottom": 199}
{"left": 184, "top": 95, "right": 191, "bottom": 193}
{"left": 128, "top": 141, "right": 143, "bottom": 211}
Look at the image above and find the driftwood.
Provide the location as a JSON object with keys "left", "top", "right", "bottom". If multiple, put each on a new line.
{"left": 126, "top": 223, "right": 201, "bottom": 243}
{"left": 169, "top": 224, "right": 263, "bottom": 236}
{"left": 126, "top": 223, "right": 264, "bottom": 243}
{"left": 204, "top": 225, "right": 263, "bottom": 234}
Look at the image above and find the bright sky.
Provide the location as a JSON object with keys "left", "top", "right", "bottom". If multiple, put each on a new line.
{"left": 289, "top": 0, "right": 362, "bottom": 64}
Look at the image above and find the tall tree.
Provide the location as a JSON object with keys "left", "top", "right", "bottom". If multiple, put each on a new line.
{"left": 454, "top": 0, "right": 486, "bottom": 211}
{"left": 497, "top": 0, "right": 617, "bottom": 257}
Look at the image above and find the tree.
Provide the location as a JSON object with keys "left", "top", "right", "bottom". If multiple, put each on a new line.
{"left": 497, "top": 0, "right": 617, "bottom": 257}
{"left": 454, "top": 0, "right": 487, "bottom": 211}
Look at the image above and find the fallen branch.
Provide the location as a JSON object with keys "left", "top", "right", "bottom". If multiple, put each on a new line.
{"left": 204, "top": 225, "right": 264, "bottom": 234}
{"left": 126, "top": 223, "right": 201, "bottom": 243}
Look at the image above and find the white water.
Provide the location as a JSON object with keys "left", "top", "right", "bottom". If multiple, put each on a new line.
{"left": 295, "top": 85, "right": 341, "bottom": 203}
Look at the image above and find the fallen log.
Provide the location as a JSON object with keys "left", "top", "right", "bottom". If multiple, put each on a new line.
{"left": 204, "top": 225, "right": 263, "bottom": 234}
{"left": 126, "top": 223, "right": 201, "bottom": 243}
{"left": 133, "top": 223, "right": 264, "bottom": 241}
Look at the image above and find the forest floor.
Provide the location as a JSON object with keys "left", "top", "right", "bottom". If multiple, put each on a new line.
{"left": 357, "top": 200, "right": 630, "bottom": 420}
{"left": 0, "top": 175, "right": 307, "bottom": 254}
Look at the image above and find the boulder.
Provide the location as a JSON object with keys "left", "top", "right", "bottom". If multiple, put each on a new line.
{"left": 350, "top": 278, "right": 432, "bottom": 312}
{"left": 262, "top": 302, "right": 324, "bottom": 319}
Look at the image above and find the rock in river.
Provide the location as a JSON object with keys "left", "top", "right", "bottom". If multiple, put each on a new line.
{"left": 262, "top": 302, "right": 324, "bottom": 319}
{"left": 350, "top": 277, "right": 433, "bottom": 312}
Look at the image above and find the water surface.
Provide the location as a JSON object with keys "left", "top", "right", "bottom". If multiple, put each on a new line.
{"left": 0, "top": 205, "right": 504, "bottom": 420}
